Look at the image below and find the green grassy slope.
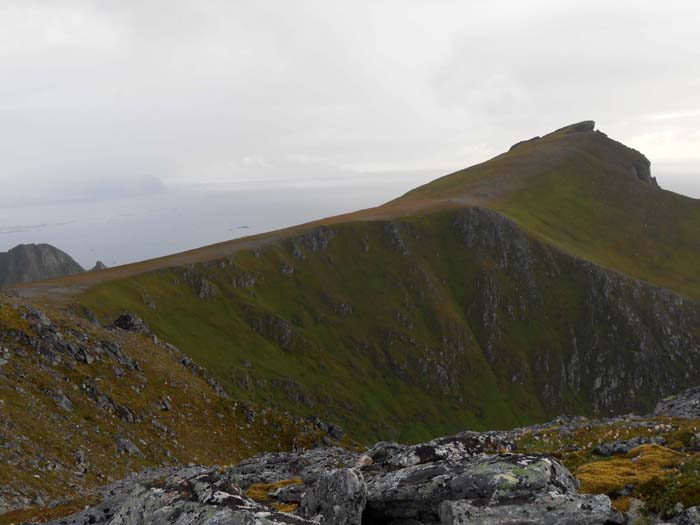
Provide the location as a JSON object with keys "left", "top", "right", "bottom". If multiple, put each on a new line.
{"left": 80, "top": 217, "right": 522, "bottom": 443}
{"left": 0, "top": 295, "right": 334, "bottom": 517}
{"left": 78, "top": 208, "right": 700, "bottom": 443}
{"left": 400, "top": 123, "right": 700, "bottom": 299}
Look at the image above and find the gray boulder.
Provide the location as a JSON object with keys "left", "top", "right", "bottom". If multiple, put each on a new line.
{"left": 655, "top": 387, "right": 700, "bottom": 419}
{"left": 45, "top": 389, "right": 73, "bottom": 412}
{"left": 365, "top": 431, "right": 515, "bottom": 472}
{"left": 301, "top": 468, "right": 366, "bottom": 525}
{"left": 439, "top": 492, "right": 623, "bottom": 524}
{"left": 673, "top": 506, "right": 700, "bottom": 525}
{"left": 111, "top": 313, "right": 151, "bottom": 334}
{"left": 229, "top": 447, "right": 358, "bottom": 489}
{"left": 363, "top": 454, "right": 578, "bottom": 523}
{"left": 115, "top": 436, "right": 142, "bottom": 456}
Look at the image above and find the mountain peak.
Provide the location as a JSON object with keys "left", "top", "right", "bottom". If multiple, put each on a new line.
{"left": 0, "top": 243, "right": 84, "bottom": 286}
{"left": 402, "top": 120, "right": 660, "bottom": 205}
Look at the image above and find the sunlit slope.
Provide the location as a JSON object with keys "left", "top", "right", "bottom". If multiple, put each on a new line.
{"left": 400, "top": 121, "right": 700, "bottom": 299}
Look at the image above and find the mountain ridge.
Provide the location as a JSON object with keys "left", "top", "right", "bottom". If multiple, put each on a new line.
{"left": 12, "top": 121, "right": 698, "bottom": 301}
{"left": 6, "top": 122, "right": 699, "bottom": 444}
{"left": 2, "top": 122, "right": 700, "bottom": 523}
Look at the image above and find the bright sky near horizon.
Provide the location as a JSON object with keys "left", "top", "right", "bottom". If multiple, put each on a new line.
{"left": 1, "top": 1, "right": 699, "bottom": 264}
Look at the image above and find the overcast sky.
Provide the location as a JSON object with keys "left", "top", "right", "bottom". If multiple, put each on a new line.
{"left": 1, "top": 1, "right": 699, "bottom": 207}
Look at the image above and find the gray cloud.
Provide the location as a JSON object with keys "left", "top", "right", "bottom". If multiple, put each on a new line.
{"left": 0, "top": 0, "right": 699, "bottom": 199}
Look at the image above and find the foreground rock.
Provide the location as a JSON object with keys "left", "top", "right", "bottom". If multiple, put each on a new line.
{"left": 300, "top": 469, "right": 366, "bottom": 524}
{"left": 43, "top": 372, "right": 700, "bottom": 524}
{"left": 440, "top": 493, "right": 622, "bottom": 524}
{"left": 51, "top": 467, "right": 313, "bottom": 525}
{"left": 50, "top": 434, "right": 622, "bottom": 525}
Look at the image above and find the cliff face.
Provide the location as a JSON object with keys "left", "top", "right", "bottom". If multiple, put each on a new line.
{"left": 0, "top": 243, "right": 84, "bottom": 285}
{"left": 451, "top": 208, "right": 700, "bottom": 415}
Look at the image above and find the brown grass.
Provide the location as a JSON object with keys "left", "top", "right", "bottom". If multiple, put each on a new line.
{"left": 245, "top": 477, "right": 304, "bottom": 502}
{"left": 576, "top": 445, "right": 685, "bottom": 495}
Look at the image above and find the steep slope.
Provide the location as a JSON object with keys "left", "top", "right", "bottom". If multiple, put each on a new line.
{"left": 76, "top": 207, "right": 700, "bottom": 443}
{"left": 0, "top": 244, "right": 84, "bottom": 286}
{"left": 11, "top": 122, "right": 700, "bottom": 445}
{"left": 0, "top": 294, "right": 337, "bottom": 516}
{"left": 400, "top": 121, "right": 700, "bottom": 300}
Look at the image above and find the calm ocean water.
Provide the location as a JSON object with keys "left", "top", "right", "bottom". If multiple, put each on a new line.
{"left": 0, "top": 172, "right": 437, "bottom": 269}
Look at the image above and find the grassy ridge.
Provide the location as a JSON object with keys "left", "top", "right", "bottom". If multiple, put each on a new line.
{"left": 78, "top": 205, "right": 700, "bottom": 443}
{"left": 496, "top": 164, "right": 700, "bottom": 299}
{"left": 401, "top": 127, "right": 700, "bottom": 300}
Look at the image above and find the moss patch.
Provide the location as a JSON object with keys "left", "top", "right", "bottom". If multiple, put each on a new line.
{"left": 246, "top": 477, "right": 303, "bottom": 503}
{"left": 576, "top": 445, "right": 685, "bottom": 495}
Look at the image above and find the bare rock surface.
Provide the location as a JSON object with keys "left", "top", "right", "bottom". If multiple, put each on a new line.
{"left": 655, "top": 386, "right": 700, "bottom": 419}
{"left": 439, "top": 493, "right": 622, "bottom": 525}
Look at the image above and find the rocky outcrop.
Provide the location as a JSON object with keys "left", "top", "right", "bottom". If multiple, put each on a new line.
{"left": 32, "top": 384, "right": 700, "bottom": 523}
{"left": 452, "top": 207, "right": 700, "bottom": 417}
{"left": 50, "top": 467, "right": 315, "bottom": 525}
{"left": 673, "top": 507, "right": 700, "bottom": 525}
{"left": 50, "top": 433, "right": 623, "bottom": 525}
{"left": 439, "top": 493, "right": 620, "bottom": 525}
{"left": 111, "top": 313, "right": 151, "bottom": 335}
{"left": 655, "top": 386, "right": 700, "bottom": 419}
{"left": 0, "top": 243, "right": 84, "bottom": 286}
{"left": 0, "top": 298, "right": 343, "bottom": 516}
{"left": 300, "top": 468, "right": 366, "bottom": 524}
{"left": 90, "top": 260, "right": 108, "bottom": 271}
